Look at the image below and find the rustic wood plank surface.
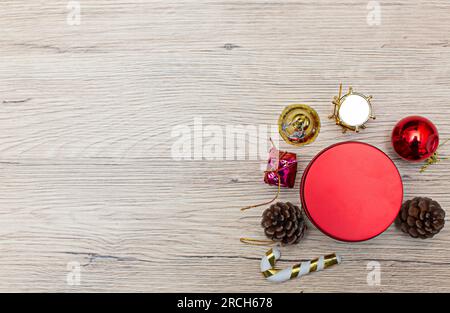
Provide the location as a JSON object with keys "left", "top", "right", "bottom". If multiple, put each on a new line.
{"left": 0, "top": 0, "right": 449, "bottom": 292}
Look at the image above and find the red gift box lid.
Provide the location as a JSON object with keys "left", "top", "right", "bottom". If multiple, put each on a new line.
{"left": 300, "top": 141, "right": 403, "bottom": 242}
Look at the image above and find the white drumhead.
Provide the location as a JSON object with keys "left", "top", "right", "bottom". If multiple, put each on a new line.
{"left": 338, "top": 94, "right": 370, "bottom": 126}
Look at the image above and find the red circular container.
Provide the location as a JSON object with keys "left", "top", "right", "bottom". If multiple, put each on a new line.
{"left": 300, "top": 141, "right": 403, "bottom": 242}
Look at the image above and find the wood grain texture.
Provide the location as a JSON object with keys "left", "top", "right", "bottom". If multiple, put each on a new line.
{"left": 0, "top": 0, "right": 449, "bottom": 292}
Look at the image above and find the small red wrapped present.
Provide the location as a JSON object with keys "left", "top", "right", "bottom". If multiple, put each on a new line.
{"left": 264, "top": 147, "right": 297, "bottom": 189}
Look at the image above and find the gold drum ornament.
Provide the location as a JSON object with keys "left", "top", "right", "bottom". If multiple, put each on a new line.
{"left": 329, "top": 84, "right": 375, "bottom": 133}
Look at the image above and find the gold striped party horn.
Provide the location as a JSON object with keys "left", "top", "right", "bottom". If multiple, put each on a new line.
{"left": 260, "top": 247, "right": 342, "bottom": 283}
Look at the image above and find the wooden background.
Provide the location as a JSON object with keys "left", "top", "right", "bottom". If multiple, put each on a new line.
{"left": 0, "top": 0, "right": 449, "bottom": 292}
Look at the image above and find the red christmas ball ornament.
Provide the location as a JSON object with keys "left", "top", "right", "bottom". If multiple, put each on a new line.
{"left": 392, "top": 116, "right": 439, "bottom": 162}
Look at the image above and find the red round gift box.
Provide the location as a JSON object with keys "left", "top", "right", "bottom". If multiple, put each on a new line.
{"left": 300, "top": 141, "right": 403, "bottom": 242}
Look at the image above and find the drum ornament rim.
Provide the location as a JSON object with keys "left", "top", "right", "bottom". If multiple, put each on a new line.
{"left": 338, "top": 92, "right": 372, "bottom": 127}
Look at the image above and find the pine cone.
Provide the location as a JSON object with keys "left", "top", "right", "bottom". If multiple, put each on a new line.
{"left": 261, "top": 202, "right": 307, "bottom": 245}
{"left": 395, "top": 197, "right": 445, "bottom": 239}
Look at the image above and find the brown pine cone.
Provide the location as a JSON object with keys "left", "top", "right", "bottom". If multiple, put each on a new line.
{"left": 395, "top": 197, "right": 445, "bottom": 239}
{"left": 261, "top": 202, "right": 307, "bottom": 245}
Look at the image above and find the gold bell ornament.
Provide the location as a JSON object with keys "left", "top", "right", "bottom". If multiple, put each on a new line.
{"left": 278, "top": 104, "right": 320, "bottom": 146}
